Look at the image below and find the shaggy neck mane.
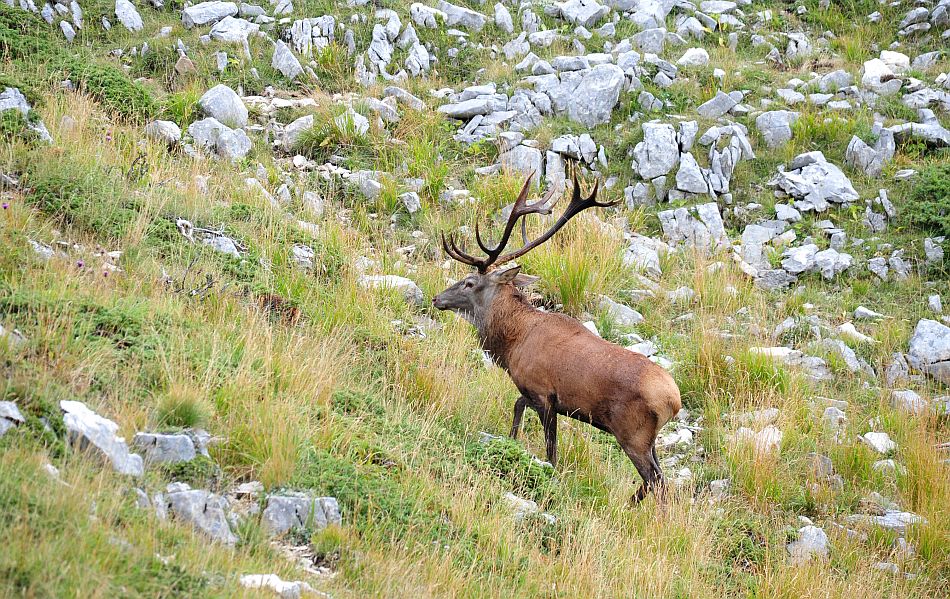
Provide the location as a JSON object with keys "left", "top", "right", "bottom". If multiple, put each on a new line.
{"left": 477, "top": 285, "right": 535, "bottom": 370}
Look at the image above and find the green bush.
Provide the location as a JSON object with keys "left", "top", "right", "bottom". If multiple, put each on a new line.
{"left": 0, "top": 110, "right": 36, "bottom": 144}
{"left": 465, "top": 437, "right": 556, "bottom": 502}
{"left": 292, "top": 448, "right": 449, "bottom": 541}
{"left": 26, "top": 165, "right": 140, "bottom": 241}
{"left": 62, "top": 57, "right": 156, "bottom": 121}
{"left": 903, "top": 163, "right": 950, "bottom": 237}
{"left": 159, "top": 455, "right": 221, "bottom": 489}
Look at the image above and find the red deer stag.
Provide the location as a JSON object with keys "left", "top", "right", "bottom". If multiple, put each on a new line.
{"left": 433, "top": 175, "right": 682, "bottom": 504}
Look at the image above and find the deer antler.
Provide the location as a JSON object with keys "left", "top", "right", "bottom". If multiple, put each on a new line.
{"left": 441, "top": 173, "right": 617, "bottom": 272}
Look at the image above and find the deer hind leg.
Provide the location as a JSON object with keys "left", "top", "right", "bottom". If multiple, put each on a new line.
{"left": 621, "top": 441, "right": 662, "bottom": 505}
{"left": 649, "top": 443, "right": 668, "bottom": 502}
{"left": 509, "top": 396, "right": 529, "bottom": 440}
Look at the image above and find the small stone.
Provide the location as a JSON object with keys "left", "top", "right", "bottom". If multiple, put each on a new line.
{"left": 787, "top": 526, "right": 830, "bottom": 564}
{"left": 599, "top": 296, "right": 643, "bottom": 326}
{"left": 860, "top": 431, "right": 896, "bottom": 454}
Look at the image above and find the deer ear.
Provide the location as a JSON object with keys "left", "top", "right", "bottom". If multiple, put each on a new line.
{"left": 489, "top": 265, "right": 521, "bottom": 284}
{"left": 512, "top": 274, "right": 540, "bottom": 288}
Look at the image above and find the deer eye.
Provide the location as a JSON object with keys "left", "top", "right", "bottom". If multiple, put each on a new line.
{"left": 463, "top": 280, "right": 474, "bottom": 289}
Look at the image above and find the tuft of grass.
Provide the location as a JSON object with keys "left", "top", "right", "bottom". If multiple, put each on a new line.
{"left": 294, "top": 105, "right": 372, "bottom": 163}
{"left": 519, "top": 210, "right": 627, "bottom": 314}
{"left": 25, "top": 155, "right": 140, "bottom": 241}
{"left": 155, "top": 382, "right": 211, "bottom": 429}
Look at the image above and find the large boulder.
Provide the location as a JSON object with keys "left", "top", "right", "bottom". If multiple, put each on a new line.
{"left": 755, "top": 110, "right": 799, "bottom": 148}
{"left": 272, "top": 40, "right": 303, "bottom": 80}
{"left": 494, "top": 2, "right": 513, "bottom": 33}
{"left": 280, "top": 114, "right": 314, "bottom": 152}
{"left": 787, "top": 526, "right": 830, "bottom": 564}
{"left": 770, "top": 151, "right": 859, "bottom": 212}
{"left": 845, "top": 130, "right": 895, "bottom": 177}
{"left": 159, "top": 483, "right": 238, "bottom": 544}
{"left": 182, "top": 1, "right": 238, "bottom": 28}
{"left": 0, "top": 401, "right": 25, "bottom": 438}
{"left": 410, "top": 3, "right": 446, "bottom": 28}
{"left": 657, "top": 203, "right": 729, "bottom": 252}
{"left": 908, "top": 319, "right": 950, "bottom": 384}
{"left": 114, "top": 0, "right": 143, "bottom": 31}
{"left": 358, "top": 275, "right": 424, "bottom": 306}
{"left": 198, "top": 84, "right": 248, "bottom": 128}
{"left": 132, "top": 430, "right": 210, "bottom": 464}
{"left": 261, "top": 494, "right": 342, "bottom": 536}
{"left": 209, "top": 16, "right": 259, "bottom": 43}
{"left": 559, "top": 0, "right": 610, "bottom": 28}
{"left": 188, "top": 117, "right": 252, "bottom": 161}
{"left": 437, "top": 1, "right": 487, "bottom": 30}
{"left": 568, "top": 64, "right": 624, "bottom": 127}
{"left": 438, "top": 98, "right": 494, "bottom": 119}
{"left": 288, "top": 16, "right": 336, "bottom": 56}
{"left": 532, "top": 65, "right": 625, "bottom": 127}
{"left": 145, "top": 120, "right": 182, "bottom": 145}
{"left": 633, "top": 122, "right": 679, "bottom": 180}
{"left": 60, "top": 401, "right": 144, "bottom": 476}
{"left": 697, "top": 90, "right": 737, "bottom": 118}
{"left": 499, "top": 144, "right": 543, "bottom": 187}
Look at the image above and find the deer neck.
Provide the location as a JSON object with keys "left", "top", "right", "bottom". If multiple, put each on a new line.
{"left": 478, "top": 287, "right": 535, "bottom": 370}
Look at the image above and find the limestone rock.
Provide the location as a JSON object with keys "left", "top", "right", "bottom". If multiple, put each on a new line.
{"left": 907, "top": 319, "right": 950, "bottom": 384}
{"left": 114, "top": 0, "right": 143, "bottom": 31}
{"left": 61, "top": 401, "right": 143, "bottom": 476}
{"left": 182, "top": 1, "right": 238, "bottom": 29}
{"left": 198, "top": 84, "right": 248, "bottom": 129}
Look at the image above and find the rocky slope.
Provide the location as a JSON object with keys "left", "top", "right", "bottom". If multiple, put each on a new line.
{"left": 0, "top": 0, "right": 948, "bottom": 596}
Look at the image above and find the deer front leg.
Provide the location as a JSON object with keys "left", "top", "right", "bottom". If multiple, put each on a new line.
{"left": 509, "top": 396, "right": 528, "bottom": 439}
{"left": 542, "top": 407, "right": 558, "bottom": 467}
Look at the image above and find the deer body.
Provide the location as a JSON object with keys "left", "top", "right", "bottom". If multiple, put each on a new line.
{"left": 486, "top": 287, "right": 679, "bottom": 434}
{"left": 434, "top": 176, "right": 682, "bottom": 504}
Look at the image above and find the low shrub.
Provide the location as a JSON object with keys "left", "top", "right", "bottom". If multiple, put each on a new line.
{"left": 465, "top": 437, "right": 556, "bottom": 502}
{"left": 902, "top": 163, "right": 950, "bottom": 237}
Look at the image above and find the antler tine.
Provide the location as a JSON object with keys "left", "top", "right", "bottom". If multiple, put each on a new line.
{"left": 467, "top": 173, "right": 553, "bottom": 269}
{"left": 493, "top": 175, "right": 617, "bottom": 265}
{"left": 439, "top": 174, "right": 572, "bottom": 272}
{"left": 474, "top": 220, "right": 493, "bottom": 255}
{"left": 441, "top": 232, "right": 485, "bottom": 270}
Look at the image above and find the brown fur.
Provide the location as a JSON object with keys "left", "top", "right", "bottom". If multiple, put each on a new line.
{"left": 257, "top": 293, "right": 301, "bottom": 325}
{"left": 484, "top": 285, "right": 681, "bottom": 503}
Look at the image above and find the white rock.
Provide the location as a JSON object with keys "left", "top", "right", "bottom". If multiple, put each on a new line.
{"left": 272, "top": 40, "right": 303, "bottom": 80}
{"left": 599, "top": 296, "right": 644, "bottom": 326}
{"left": 144, "top": 120, "right": 182, "bottom": 145}
{"left": 860, "top": 431, "right": 896, "bottom": 454}
{"left": 907, "top": 319, "right": 950, "bottom": 385}
{"left": 198, "top": 84, "right": 248, "bottom": 128}
{"left": 494, "top": 2, "right": 513, "bottom": 33}
{"left": 182, "top": 1, "right": 238, "bottom": 28}
{"left": 209, "top": 16, "right": 259, "bottom": 43}
{"left": 677, "top": 47, "right": 709, "bottom": 67}
{"left": 239, "top": 574, "right": 322, "bottom": 598}
{"left": 755, "top": 110, "right": 799, "bottom": 148}
{"left": 732, "top": 425, "right": 782, "bottom": 455}
{"left": 358, "top": 275, "right": 424, "bottom": 306}
{"left": 114, "top": 0, "right": 143, "bottom": 31}
{"left": 787, "top": 526, "right": 830, "bottom": 564}
{"left": 60, "top": 401, "right": 143, "bottom": 476}
{"left": 837, "top": 322, "right": 876, "bottom": 344}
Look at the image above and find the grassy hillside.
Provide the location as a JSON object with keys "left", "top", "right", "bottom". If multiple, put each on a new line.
{"left": 1, "top": 0, "right": 948, "bottom": 597}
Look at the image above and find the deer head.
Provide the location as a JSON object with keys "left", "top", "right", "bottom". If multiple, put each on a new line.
{"left": 433, "top": 174, "right": 616, "bottom": 321}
